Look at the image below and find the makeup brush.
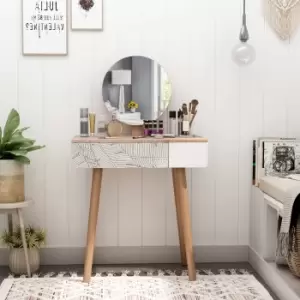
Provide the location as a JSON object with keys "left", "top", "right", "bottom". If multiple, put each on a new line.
{"left": 190, "top": 110, "right": 197, "bottom": 127}
{"left": 188, "top": 102, "right": 192, "bottom": 122}
{"left": 191, "top": 99, "right": 199, "bottom": 115}
{"left": 182, "top": 103, "right": 188, "bottom": 115}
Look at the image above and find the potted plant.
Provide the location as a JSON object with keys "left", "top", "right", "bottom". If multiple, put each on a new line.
{"left": 0, "top": 109, "right": 45, "bottom": 203}
{"left": 1, "top": 225, "right": 46, "bottom": 274}
{"left": 128, "top": 100, "right": 139, "bottom": 113}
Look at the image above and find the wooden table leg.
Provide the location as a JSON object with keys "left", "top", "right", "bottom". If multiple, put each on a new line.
{"left": 172, "top": 169, "right": 187, "bottom": 266}
{"left": 83, "top": 168, "right": 103, "bottom": 283}
{"left": 175, "top": 168, "right": 196, "bottom": 281}
{"left": 17, "top": 209, "right": 31, "bottom": 277}
{"left": 7, "top": 214, "right": 13, "bottom": 235}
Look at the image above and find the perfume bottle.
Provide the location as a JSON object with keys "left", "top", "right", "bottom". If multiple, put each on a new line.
{"left": 97, "top": 115, "right": 107, "bottom": 137}
{"left": 107, "top": 113, "right": 123, "bottom": 137}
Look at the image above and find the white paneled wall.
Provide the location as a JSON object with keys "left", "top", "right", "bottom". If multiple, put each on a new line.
{"left": 1, "top": 0, "right": 300, "bottom": 249}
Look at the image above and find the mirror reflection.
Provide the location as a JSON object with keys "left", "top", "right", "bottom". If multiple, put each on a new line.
{"left": 102, "top": 56, "right": 172, "bottom": 121}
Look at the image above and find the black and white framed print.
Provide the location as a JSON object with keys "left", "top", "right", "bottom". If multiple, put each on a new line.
{"left": 22, "top": 0, "right": 68, "bottom": 55}
{"left": 71, "top": 0, "right": 103, "bottom": 30}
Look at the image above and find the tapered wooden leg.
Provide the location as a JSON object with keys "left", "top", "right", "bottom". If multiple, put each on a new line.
{"left": 7, "top": 214, "right": 13, "bottom": 235}
{"left": 172, "top": 169, "right": 187, "bottom": 266}
{"left": 83, "top": 168, "right": 103, "bottom": 283}
{"left": 175, "top": 168, "right": 196, "bottom": 281}
{"left": 17, "top": 209, "right": 31, "bottom": 277}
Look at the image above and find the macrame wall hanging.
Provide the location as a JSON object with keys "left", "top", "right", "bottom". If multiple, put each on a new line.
{"left": 265, "top": 0, "right": 300, "bottom": 40}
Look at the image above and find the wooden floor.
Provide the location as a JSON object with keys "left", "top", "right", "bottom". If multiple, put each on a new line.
{"left": 0, "top": 263, "right": 279, "bottom": 299}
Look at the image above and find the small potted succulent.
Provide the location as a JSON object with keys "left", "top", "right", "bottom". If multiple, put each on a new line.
{"left": 128, "top": 100, "right": 139, "bottom": 113}
{"left": 1, "top": 225, "right": 46, "bottom": 274}
{"left": 0, "top": 108, "right": 45, "bottom": 203}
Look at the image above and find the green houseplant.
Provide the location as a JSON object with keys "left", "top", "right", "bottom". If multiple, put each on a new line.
{"left": 1, "top": 226, "right": 46, "bottom": 274}
{"left": 0, "top": 108, "right": 45, "bottom": 203}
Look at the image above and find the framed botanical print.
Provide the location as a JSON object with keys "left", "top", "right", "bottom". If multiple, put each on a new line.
{"left": 22, "top": 0, "right": 68, "bottom": 55}
{"left": 71, "top": 0, "right": 103, "bottom": 30}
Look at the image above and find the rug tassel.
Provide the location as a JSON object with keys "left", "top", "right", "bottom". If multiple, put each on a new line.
{"left": 239, "top": 269, "right": 250, "bottom": 275}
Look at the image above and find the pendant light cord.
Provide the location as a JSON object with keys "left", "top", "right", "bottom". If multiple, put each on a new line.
{"left": 240, "top": 0, "right": 249, "bottom": 42}
{"left": 242, "top": 0, "right": 246, "bottom": 25}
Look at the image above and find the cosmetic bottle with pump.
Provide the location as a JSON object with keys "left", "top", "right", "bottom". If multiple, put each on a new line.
{"left": 169, "top": 111, "right": 177, "bottom": 135}
{"left": 80, "top": 108, "right": 89, "bottom": 137}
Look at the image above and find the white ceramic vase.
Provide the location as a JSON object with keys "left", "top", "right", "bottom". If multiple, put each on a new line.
{"left": 9, "top": 248, "right": 40, "bottom": 275}
{"left": 0, "top": 160, "right": 24, "bottom": 203}
{"left": 130, "top": 108, "right": 136, "bottom": 113}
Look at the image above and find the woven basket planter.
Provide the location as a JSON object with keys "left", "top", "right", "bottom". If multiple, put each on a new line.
{"left": 287, "top": 217, "right": 300, "bottom": 277}
{"left": 0, "top": 160, "right": 24, "bottom": 203}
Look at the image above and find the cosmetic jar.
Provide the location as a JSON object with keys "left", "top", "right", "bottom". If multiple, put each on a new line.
{"left": 80, "top": 108, "right": 89, "bottom": 137}
{"left": 148, "top": 120, "right": 153, "bottom": 136}
{"left": 152, "top": 120, "right": 159, "bottom": 135}
{"left": 144, "top": 121, "right": 149, "bottom": 136}
{"left": 159, "top": 120, "right": 164, "bottom": 134}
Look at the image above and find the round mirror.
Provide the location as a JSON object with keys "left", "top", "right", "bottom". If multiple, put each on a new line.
{"left": 102, "top": 56, "right": 172, "bottom": 122}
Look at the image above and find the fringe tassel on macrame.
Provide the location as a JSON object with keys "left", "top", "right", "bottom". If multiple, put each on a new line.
{"left": 277, "top": 232, "right": 290, "bottom": 258}
{"left": 277, "top": 227, "right": 299, "bottom": 259}
{"left": 264, "top": 0, "right": 300, "bottom": 40}
{"left": 7, "top": 269, "right": 253, "bottom": 279}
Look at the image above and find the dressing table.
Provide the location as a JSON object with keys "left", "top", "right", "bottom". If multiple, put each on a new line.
{"left": 71, "top": 55, "right": 208, "bottom": 283}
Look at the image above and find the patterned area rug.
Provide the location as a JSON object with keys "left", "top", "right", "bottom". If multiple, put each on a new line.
{"left": 0, "top": 269, "right": 274, "bottom": 300}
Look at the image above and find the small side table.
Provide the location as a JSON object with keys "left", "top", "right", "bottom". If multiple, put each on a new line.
{"left": 0, "top": 201, "right": 31, "bottom": 277}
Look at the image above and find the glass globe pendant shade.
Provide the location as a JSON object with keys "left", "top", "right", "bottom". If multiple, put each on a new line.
{"left": 232, "top": 42, "right": 256, "bottom": 66}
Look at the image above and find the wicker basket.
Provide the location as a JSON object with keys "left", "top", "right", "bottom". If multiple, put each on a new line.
{"left": 0, "top": 160, "right": 24, "bottom": 203}
{"left": 287, "top": 217, "right": 300, "bottom": 277}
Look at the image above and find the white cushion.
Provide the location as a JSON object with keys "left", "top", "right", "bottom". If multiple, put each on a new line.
{"left": 260, "top": 176, "right": 300, "bottom": 204}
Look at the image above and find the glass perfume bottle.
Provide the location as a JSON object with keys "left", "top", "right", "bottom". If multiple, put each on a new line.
{"left": 97, "top": 115, "right": 107, "bottom": 137}
{"left": 107, "top": 113, "right": 123, "bottom": 137}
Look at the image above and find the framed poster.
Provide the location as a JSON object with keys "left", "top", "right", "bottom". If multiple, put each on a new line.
{"left": 22, "top": 0, "right": 68, "bottom": 55}
{"left": 71, "top": 0, "right": 103, "bottom": 30}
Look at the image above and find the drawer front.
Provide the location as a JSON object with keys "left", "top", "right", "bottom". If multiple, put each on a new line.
{"left": 72, "top": 143, "right": 168, "bottom": 168}
{"left": 169, "top": 142, "right": 208, "bottom": 168}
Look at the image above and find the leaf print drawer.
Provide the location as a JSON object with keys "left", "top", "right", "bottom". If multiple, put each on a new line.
{"left": 72, "top": 142, "right": 169, "bottom": 168}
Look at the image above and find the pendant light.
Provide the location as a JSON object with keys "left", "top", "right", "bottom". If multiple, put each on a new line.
{"left": 232, "top": 0, "right": 256, "bottom": 66}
